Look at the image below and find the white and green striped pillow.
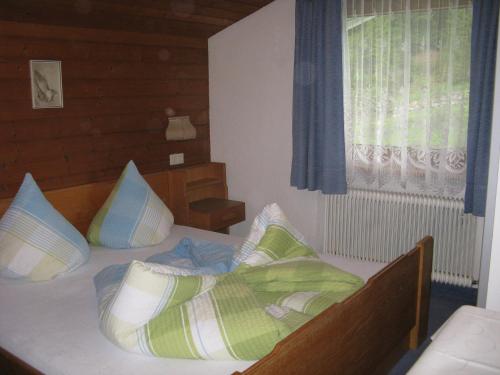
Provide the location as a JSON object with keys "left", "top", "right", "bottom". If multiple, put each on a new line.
{"left": 234, "top": 203, "right": 316, "bottom": 268}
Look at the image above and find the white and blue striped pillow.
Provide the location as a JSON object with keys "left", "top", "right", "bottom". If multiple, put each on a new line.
{"left": 0, "top": 174, "right": 90, "bottom": 281}
{"left": 87, "top": 161, "right": 174, "bottom": 249}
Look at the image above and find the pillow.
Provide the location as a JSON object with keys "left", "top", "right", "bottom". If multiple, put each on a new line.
{"left": 0, "top": 174, "right": 90, "bottom": 281}
{"left": 87, "top": 161, "right": 173, "bottom": 249}
{"left": 232, "top": 203, "right": 314, "bottom": 268}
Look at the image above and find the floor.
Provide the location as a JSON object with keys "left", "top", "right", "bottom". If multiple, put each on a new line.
{"left": 388, "top": 282, "right": 478, "bottom": 374}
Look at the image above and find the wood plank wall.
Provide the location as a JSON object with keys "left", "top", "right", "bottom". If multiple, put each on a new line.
{"left": 0, "top": 21, "right": 210, "bottom": 199}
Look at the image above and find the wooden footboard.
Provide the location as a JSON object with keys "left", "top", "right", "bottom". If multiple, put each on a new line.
{"left": 0, "top": 346, "right": 42, "bottom": 375}
{"left": 236, "top": 236, "right": 433, "bottom": 375}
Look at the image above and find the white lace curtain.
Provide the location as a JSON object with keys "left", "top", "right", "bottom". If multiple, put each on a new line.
{"left": 342, "top": 0, "right": 472, "bottom": 198}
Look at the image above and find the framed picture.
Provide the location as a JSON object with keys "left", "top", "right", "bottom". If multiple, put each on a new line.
{"left": 30, "top": 60, "right": 63, "bottom": 109}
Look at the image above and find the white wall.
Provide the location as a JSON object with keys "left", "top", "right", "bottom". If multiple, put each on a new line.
{"left": 486, "top": 161, "right": 500, "bottom": 310}
{"left": 478, "top": 14, "right": 500, "bottom": 310}
{"left": 208, "top": 0, "right": 324, "bottom": 250}
{"left": 208, "top": 0, "right": 500, "bottom": 295}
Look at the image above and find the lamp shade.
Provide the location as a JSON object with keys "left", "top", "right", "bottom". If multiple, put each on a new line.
{"left": 165, "top": 116, "right": 196, "bottom": 141}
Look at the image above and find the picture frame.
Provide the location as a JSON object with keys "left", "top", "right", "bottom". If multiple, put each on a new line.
{"left": 30, "top": 60, "right": 63, "bottom": 109}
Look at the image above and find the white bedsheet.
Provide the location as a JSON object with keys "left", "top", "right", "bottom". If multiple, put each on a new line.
{"left": 0, "top": 225, "right": 386, "bottom": 375}
{"left": 409, "top": 305, "right": 500, "bottom": 374}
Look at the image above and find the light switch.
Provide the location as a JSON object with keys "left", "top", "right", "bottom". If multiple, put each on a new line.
{"left": 169, "top": 153, "right": 184, "bottom": 165}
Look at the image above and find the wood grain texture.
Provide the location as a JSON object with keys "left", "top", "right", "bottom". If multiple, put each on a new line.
{"left": 189, "top": 197, "right": 245, "bottom": 231}
{"left": 0, "top": 346, "right": 42, "bottom": 375}
{"left": 0, "top": 21, "right": 210, "bottom": 199}
{"left": 0, "top": 0, "right": 275, "bottom": 199}
{"left": 410, "top": 236, "right": 434, "bottom": 349}
{"left": 167, "top": 162, "right": 228, "bottom": 225}
{"left": 0, "top": 1, "right": 273, "bottom": 38}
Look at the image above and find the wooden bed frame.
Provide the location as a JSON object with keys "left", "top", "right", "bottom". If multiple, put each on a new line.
{"left": 0, "top": 170, "right": 433, "bottom": 375}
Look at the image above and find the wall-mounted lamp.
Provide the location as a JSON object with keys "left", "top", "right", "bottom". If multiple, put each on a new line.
{"left": 165, "top": 115, "right": 196, "bottom": 141}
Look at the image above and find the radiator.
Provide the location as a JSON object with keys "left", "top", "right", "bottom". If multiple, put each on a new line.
{"left": 323, "top": 190, "right": 483, "bottom": 286}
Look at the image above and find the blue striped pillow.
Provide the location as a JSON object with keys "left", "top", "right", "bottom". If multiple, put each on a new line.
{"left": 87, "top": 161, "right": 174, "bottom": 249}
{"left": 0, "top": 174, "right": 90, "bottom": 281}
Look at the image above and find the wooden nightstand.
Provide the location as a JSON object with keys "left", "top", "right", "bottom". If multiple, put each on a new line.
{"left": 167, "top": 162, "right": 245, "bottom": 233}
{"left": 189, "top": 198, "right": 245, "bottom": 233}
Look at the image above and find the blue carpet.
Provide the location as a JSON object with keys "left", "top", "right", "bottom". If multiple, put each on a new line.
{"left": 388, "top": 282, "right": 477, "bottom": 374}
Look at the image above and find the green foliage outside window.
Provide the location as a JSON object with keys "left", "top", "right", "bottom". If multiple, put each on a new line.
{"left": 346, "top": 6, "right": 472, "bottom": 148}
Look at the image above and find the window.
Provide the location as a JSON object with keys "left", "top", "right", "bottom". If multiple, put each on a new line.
{"left": 342, "top": 0, "right": 472, "bottom": 198}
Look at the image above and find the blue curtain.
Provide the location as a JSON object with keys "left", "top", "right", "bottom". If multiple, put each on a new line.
{"left": 465, "top": 0, "right": 500, "bottom": 216}
{"left": 290, "top": 0, "right": 347, "bottom": 194}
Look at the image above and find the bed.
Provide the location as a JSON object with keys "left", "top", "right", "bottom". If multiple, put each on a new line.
{"left": 409, "top": 305, "right": 500, "bottom": 374}
{"left": 0, "top": 170, "right": 433, "bottom": 375}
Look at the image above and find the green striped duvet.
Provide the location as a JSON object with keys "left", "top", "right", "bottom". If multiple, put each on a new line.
{"left": 98, "top": 204, "right": 364, "bottom": 360}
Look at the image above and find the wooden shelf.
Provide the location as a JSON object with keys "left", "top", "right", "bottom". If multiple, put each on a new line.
{"left": 189, "top": 198, "right": 245, "bottom": 232}
{"left": 167, "top": 162, "right": 245, "bottom": 232}
{"left": 186, "top": 178, "right": 222, "bottom": 191}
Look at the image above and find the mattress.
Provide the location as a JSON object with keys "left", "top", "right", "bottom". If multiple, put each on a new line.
{"left": 409, "top": 305, "right": 500, "bottom": 374}
{"left": 0, "top": 225, "right": 386, "bottom": 375}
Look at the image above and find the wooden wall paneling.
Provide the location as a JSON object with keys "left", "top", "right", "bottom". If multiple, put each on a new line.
{"left": 0, "top": 0, "right": 222, "bottom": 38}
{"left": 0, "top": 97, "right": 209, "bottom": 123}
{"left": 92, "top": 0, "right": 266, "bottom": 23}
{"left": 0, "top": 79, "right": 31, "bottom": 101}
{"left": 195, "top": 0, "right": 264, "bottom": 15}
{"left": 0, "top": 21, "right": 210, "bottom": 199}
{"left": 0, "top": 60, "right": 208, "bottom": 81}
{"left": 0, "top": 21, "right": 207, "bottom": 48}
{"left": 0, "top": 124, "right": 15, "bottom": 142}
{"left": 0, "top": 1, "right": 273, "bottom": 38}
{"left": 0, "top": 0, "right": 273, "bottom": 200}
{"left": 71, "top": 1, "right": 234, "bottom": 28}
{"left": 0, "top": 37, "right": 212, "bottom": 65}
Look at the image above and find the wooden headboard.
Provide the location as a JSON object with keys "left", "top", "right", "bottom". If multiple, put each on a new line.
{"left": 0, "top": 171, "right": 170, "bottom": 235}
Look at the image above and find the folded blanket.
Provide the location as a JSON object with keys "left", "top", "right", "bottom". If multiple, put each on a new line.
{"left": 96, "top": 204, "right": 364, "bottom": 361}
